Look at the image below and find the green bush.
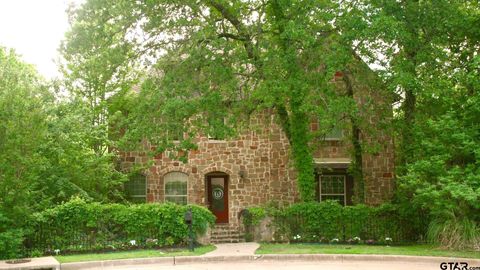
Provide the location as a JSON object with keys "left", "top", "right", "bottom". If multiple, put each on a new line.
{"left": 245, "top": 201, "right": 424, "bottom": 244}
{"left": 0, "top": 212, "right": 25, "bottom": 260}
{"left": 241, "top": 207, "right": 267, "bottom": 242}
{"left": 284, "top": 201, "right": 343, "bottom": 241}
{"left": 0, "top": 229, "right": 24, "bottom": 260}
{"left": 29, "top": 198, "right": 215, "bottom": 255}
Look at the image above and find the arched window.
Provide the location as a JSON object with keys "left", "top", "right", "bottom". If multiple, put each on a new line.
{"left": 125, "top": 173, "right": 146, "bottom": 203}
{"left": 164, "top": 172, "right": 188, "bottom": 204}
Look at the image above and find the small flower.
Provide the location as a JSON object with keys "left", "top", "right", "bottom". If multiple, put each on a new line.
{"left": 129, "top": 240, "right": 137, "bottom": 246}
{"left": 292, "top": 234, "right": 301, "bottom": 240}
{"left": 54, "top": 249, "right": 60, "bottom": 255}
{"left": 385, "top": 237, "right": 392, "bottom": 245}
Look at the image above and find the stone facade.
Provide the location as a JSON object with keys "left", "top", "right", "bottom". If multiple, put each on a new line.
{"left": 119, "top": 70, "right": 395, "bottom": 234}
{"left": 120, "top": 113, "right": 298, "bottom": 232}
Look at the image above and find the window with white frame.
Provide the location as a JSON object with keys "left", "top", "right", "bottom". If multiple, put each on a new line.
{"left": 125, "top": 173, "right": 147, "bottom": 203}
{"left": 164, "top": 172, "right": 188, "bottom": 204}
{"left": 319, "top": 175, "right": 346, "bottom": 206}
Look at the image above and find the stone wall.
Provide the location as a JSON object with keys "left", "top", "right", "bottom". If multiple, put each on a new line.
{"left": 120, "top": 80, "right": 395, "bottom": 227}
{"left": 120, "top": 112, "right": 297, "bottom": 229}
{"left": 349, "top": 62, "right": 396, "bottom": 205}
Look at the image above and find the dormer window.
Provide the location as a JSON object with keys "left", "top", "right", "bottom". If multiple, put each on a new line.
{"left": 324, "top": 126, "right": 343, "bottom": 141}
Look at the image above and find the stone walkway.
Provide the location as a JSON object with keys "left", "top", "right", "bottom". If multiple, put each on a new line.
{"left": 0, "top": 256, "right": 59, "bottom": 270}
{"left": 202, "top": 242, "right": 260, "bottom": 257}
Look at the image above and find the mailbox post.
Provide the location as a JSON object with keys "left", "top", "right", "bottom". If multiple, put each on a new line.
{"left": 184, "top": 207, "right": 194, "bottom": 251}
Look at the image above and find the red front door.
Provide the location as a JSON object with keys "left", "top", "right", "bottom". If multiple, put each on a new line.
{"left": 207, "top": 175, "right": 229, "bottom": 223}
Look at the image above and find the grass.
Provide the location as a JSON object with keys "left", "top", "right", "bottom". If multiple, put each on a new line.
{"left": 256, "top": 243, "right": 480, "bottom": 259}
{"left": 55, "top": 245, "right": 216, "bottom": 263}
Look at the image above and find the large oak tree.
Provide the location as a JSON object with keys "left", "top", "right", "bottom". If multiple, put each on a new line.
{"left": 62, "top": 0, "right": 386, "bottom": 201}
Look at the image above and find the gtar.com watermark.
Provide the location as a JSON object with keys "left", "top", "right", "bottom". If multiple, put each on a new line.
{"left": 440, "top": 262, "right": 480, "bottom": 270}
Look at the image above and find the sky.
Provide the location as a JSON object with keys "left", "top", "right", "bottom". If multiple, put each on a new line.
{"left": 0, "top": 0, "right": 84, "bottom": 79}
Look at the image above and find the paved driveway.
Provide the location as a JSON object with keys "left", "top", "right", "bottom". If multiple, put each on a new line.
{"left": 99, "top": 260, "right": 441, "bottom": 270}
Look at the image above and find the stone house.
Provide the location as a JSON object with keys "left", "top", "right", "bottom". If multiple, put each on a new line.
{"left": 120, "top": 67, "right": 395, "bottom": 243}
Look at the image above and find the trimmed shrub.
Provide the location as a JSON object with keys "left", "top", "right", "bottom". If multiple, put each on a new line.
{"left": 28, "top": 198, "right": 215, "bottom": 255}
{"left": 245, "top": 201, "right": 424, "bottom": 244}
{"left": 283, "top": 201, "right": 344, "bottom": 241}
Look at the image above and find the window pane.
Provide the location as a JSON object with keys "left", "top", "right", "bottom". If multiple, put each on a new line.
{"left": 321, "top": 195, "right": 345, "bottom": 205}
{"left": 164, "top": 172, "right": 188, "bottom": 205}
{"left": 210, "top": 178, "right": 225, "bottom": 211}
{"left": 165, "top": 181, "right": 187, "bottom": 195}
{"left": 325, "top": 126, "right": 343, "bottom": 140}
{"left": 165, "top": 196, "right": 187, "bottom": 205}
{"left": 125, "top": 173, "right": 146, "bottom": 203}
{"left": 320, "top": 175, "right": 345, "bottom": 194}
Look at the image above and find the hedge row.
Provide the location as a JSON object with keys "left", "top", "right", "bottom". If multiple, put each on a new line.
{"left": 25, "top": 198, "right": 215, "bottom": 255}
{"left": 244, "top": 201, "right": 425, "bottom": 244}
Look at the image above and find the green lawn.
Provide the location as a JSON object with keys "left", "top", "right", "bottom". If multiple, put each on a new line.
{"left": 55, "top": 245, "right": 216, "bottom": 263}
{"left": 256, "top": 243, "right": 480, "bottom": 259}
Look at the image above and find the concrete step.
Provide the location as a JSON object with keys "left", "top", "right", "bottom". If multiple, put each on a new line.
{"left": 211, "top": 232, "right": 241, "bottom": 236}
{"left": 210, "top": 238, "right": 245, "bottom": 243}
{"left": 211, "top": 235, "right": 244, "bottom": 239}
{"left": 209, "top": 225, "right": 245, "bottom": 243}
{"left": 211, "top": 234, "right": 242, "bottom": 239}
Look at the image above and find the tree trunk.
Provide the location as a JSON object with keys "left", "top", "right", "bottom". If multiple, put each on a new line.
{"left": 400, "top": 88, "right": 416, "bottom": 172}
{"left": 343, "top": 72, "right": 365, "bottom": 204}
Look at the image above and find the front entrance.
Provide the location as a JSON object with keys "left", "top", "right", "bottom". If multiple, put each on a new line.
{"left": 206, "top": 174, "right": 229, "bottom": 223}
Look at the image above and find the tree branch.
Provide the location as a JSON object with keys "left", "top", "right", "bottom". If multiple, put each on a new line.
{"left": 204, "top": 0, "right": 258, "bottom": 63}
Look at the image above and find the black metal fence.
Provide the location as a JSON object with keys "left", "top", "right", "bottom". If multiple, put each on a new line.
{"left": 24, "top": 224, "right": 173, "bottom": 256}
{"left": 245, "top": 204, "right": 426, "bottom": 244}
{"left": 281, "top": 212, "right": 421, "bottom": 243}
